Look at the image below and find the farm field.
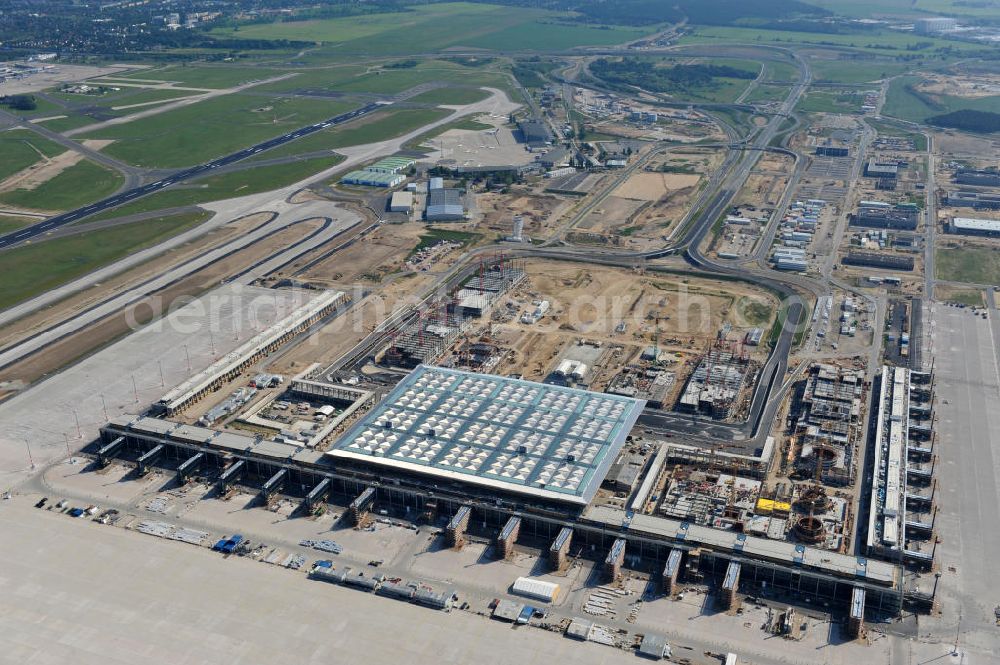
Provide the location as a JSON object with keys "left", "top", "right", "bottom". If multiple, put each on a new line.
{"left": 0, "top": 160, "right": 123, "bottom": 212}
{"left": 0, "top": 211, "right": 211, "bottom": 310}
{"left": 210, "top": 3, "right": 656, "bottom": 54}
{"left": 80, "top": 94, "right": 357, "bottom": 168}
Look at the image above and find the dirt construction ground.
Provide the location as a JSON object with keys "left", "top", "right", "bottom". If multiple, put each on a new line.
{"left": 489, "top": 260, "right": 777, "bottom": 381}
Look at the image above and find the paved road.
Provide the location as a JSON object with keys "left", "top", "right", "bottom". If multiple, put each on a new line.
{"left": 0, "top": 101, "right": 385, "bottom": 250}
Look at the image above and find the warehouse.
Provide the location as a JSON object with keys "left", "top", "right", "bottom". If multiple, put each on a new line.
{"left": 518, "top": 118, "right": 551, "bottom": 148}
{"left": 389, "top": 191, "right": 414, "bottom": 213}
{"left": 953, "top": 169, "right": 1000, "bottom": 187}
{"left": 947, "top": 216, "right": 1000, "bottom": 237}
{"left": 843, "top": 252, "right": 914, "bottom": 271}
{"left": 864, "top": 160, "right": 898, "bottom": 179}
{"left": 327, "top": 365, "right": 646, "bottom": 506}
{"left": 341, "top": 170, "right": 405, "bottom": 188}
{"left": 850, "top": 204, "right": 919, "bottom": 230}
{"left": 425, "top": 188, "right": 465, "bottom": 221}
{"left": 943, "top": 190, "right": 1000, "bottom": 210}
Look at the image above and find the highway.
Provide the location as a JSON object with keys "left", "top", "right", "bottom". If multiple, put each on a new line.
{"left": 0, "top": 101, "right": 386, "bottom": 250}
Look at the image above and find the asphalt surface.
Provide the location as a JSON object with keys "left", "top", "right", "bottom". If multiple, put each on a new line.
{"left": 0, "top": 101, "right": 386, "bottom": 250}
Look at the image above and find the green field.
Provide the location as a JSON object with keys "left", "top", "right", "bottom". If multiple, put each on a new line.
{"left": 809, "top": 59, "right": 917, "bottom": 85}
{"left": 0, "top": 211, "right": 211, "bottom": 310}
{"left": 0, "top": 130, "right": 66, "bottom": 181}
{"left": 81, "top": 94, "right": 356, "bottom": 168}
{"left": 105, "top": 65, "right": 288, "bottom": 89}
{"left": 0, "top": 214, "right": 34, "bottom": 234}
{"left": 764, "top": 61, "right": 800, "bottom": 83}
{"left": 37, "top": 115, "right": 99, "bottom": 133}
{"left": 0, "top": 160, "right": 123, "bottom": 212}
{"left": 881, "top": 75, "right": 1000, "bottom": 123}
{"left": 406, "top": 87, "right": 490, "bottom": 105}
{"left": 84, "top": 156, "right": 343, "bottom": 221}
{"left": 797, "top": 89, "right": 865, "bottom": 114}
{"left": 936, "top": 246, "right": 1000, "bottom": 285}
{"left": 254, "top": 108, "right": 451, "bottom": 160}
{"left": 744, "top": 83, "right": 789, "bottom": 104}
{"left": 679, "top": 24, "right": 981, "bottom": 54}
{"left": 211, "top": 3, "right": 656, "bottom": 54}
{"left": 809, "top": 0, "right": 1000, "bottom": 19}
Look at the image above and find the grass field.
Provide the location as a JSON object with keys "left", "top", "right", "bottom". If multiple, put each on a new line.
{"left": 808, "top": 59, "right": 917, "bottom": 85}
{"left": 84, "top": 156, "right": 342, "bottom": 221}
{"left": 211, "top": 3, "right": 656, "bottom": 54}
{"left": 0, "top": 160, "right": 123, "bottom": 212}
{"left": 81, "top": 94, "right": 356, "bottom": 168}
{"left": 796, "top": 89, "right": 865, "bottom": 114}
{"left": 0, "top": 211, "right": 211, "bottom": 310}
{"left": 253, "top": 108, "right": 450, "bottom": 160}
{"left": 744, "top": 83, "right": 789, "bottom": 104}
{"left": 764, "top": 61, "right": 800, "bottom": 83}
{"left": 679, "top": 24, "right": 981, "bottom": 54}
{"left": 37, "top": 115, "right": 99, "bottom": 133}
{"left": 106, "top": 65, "right": 288, "bottom": 89}
{"left": 46, "top": 87, "right": 197, "bottom": 108}
{"left": 0, "top": 214, "right": 34, "bottom": 234}
{"left": 406, "top": 87, "right": 490, "bottom": 105}
{"left": 810, "top": 0, "right": 1000, "bottom": 19}
{"left": 937, "top": 246, "right": 1000, "bottom": 285}
{"left": 411, "top": 227, "right": 481, "bottom": 255}
{"left": 881, "top": 75, "right": 1000, "bottom": 123}
{"left": 937, "top": 285, "right": 985, "bottom": 307}
{"left": 0, "top": 130, "right": 66, "bottom": 182}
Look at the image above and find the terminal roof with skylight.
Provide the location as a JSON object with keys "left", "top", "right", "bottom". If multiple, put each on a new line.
{"left": 328, "top": 365, "right": 645, "bottom": 505}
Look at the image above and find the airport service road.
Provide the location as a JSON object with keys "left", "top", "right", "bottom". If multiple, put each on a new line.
{"left": 0, "top": 202, "right": 360, "bottom": 371}
{"left": 920, "top": 301, "right": 1000, "bottom": 664}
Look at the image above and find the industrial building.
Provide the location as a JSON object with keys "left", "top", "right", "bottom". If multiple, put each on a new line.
{"left": 842, "top": 251, "right": 915, "bottom": 272}
{"left": 518, "top": 118, "right": 552, "bottom": 148}
{"left": 953, "top": 169, "right": 1000, "bottom": 187}
{"left": 914, "top": 17, "right": 957, "bottom": 34}
{"left": 366, "top": 156, "right": 415, "bottom": 174}
{"left": 425, "top": 187, "right": 465, "bottom": 221}
{"left": 815, "top": 146, "right": 849, "bottom": 157}
{"left": 943, "top": 190, "right": 1000, "bottom": 210}
{"left": 850, "top": 203, "right": 919, "bottom": 231}
{"left": 329, "top": 365, "right": 645, "bottom": 506}
{"left": 389, "top": 191, "right": 414, "bottom": 213}
{"left": 864, "top": 160, "right": 899, "bottom": 179}
{"left": 947, "top": 216, "right": 1000, "bottom": 237}
{"left": 341, "top": 170, "right": 405, "bottom": 188}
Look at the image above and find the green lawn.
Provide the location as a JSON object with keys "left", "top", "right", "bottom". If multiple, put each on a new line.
{"left": 0, "top": 160, "right": 123, "bottom": 212}
{"left": 936, "top": 246, "right": 1000, "bottom": 285}
{"left": 83, "top": 156, "right": 343, "bottom": 221}
{"left": 105, "top": 65, "right": 289, "bottom": 89}
{"left": 0, "top": 211, "right": 211, "bottom": 310}
{"left": 211, "top": 2, "right": 656, "bottom": 54}
{"left": 0, "top": 129, "right": 66, "bottom": 181}
{"left": 253, "top": 108, "right": 450, "bottom": 160}
{"left": 406, "top": 87, "right": 490, "bottom": 105}
{"left": 81, "top": 94, "right": 357, "bottom": 168}
{"left": 809, "top": 59, "right": 917, "bottom": 85}
{"left": 0, "top": 214, "right": 34, "bottom": 234}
